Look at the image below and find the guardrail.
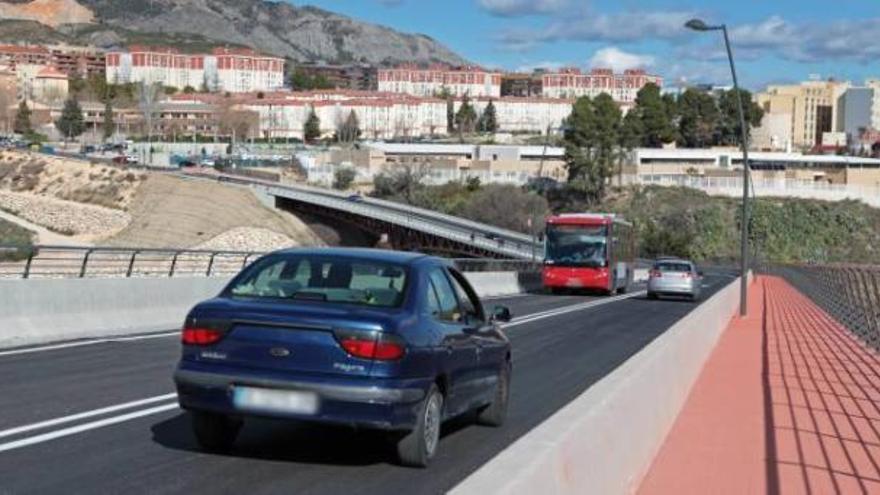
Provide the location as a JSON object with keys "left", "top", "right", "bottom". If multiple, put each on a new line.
{"left": 0, "top": 245, "right": 541, "bottom": 280}
{"left": 764, "top": 264, "right": 880, "bottom": 350}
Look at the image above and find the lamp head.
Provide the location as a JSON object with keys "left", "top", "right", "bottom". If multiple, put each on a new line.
{"left": 685, "top": 19, "right": 714, "bottom": 31}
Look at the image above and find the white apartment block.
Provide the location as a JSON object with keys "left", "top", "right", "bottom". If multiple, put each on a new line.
{"left": 454, "top": 97, "right": 574, "bottom": 134}
{"left": 542, "top": 68, "right": 663, "bottom": 105}
{"left": 176, "top": 90, "right": 576, "bottom": 140}
{"left": 106, "top": 46, "right": 284, "bottom": 93}
{"left": 377, "top": 64, "right": 502, "bottom": 98}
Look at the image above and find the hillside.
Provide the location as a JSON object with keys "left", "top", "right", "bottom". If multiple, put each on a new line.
{"left": 0, "top": 0, "right": 468, "bottom": 65}
{"left": 107, "top": 174, "right": 323, "bottom": 250}
{"left": 599, "top": 186, "right": 880, "bottom": 264}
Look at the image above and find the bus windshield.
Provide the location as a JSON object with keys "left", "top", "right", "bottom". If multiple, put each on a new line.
{"left": 545, "top": 224, "right": 608, "bottom": 267}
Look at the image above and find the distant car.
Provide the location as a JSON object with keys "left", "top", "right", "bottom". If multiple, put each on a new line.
{"left": 647, "top": 258, "right": 703, "bottom": 301}
{"left": 124, "top": 154, "right": 138, "bottom": 164}
{"left": 111, "top": 155, "right": 127, "bottom": 164}
{"left": 200, "top": 158, "right": 216, "bottom": 167}
{"left": 174, "top": 248, "right": 513, "bottom": 467}
{"left": 346, "top": 193, "right": 364, "bottom": 202}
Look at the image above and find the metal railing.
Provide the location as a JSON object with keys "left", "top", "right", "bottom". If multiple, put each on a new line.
{"left": 765, "top": 264, "right": 880, "bottom": 350}
{"left": 0, "top": 245, "right": 541, "bottom": 280}
{"left": 0, "top": 245, "right": 259, "bottom": 279}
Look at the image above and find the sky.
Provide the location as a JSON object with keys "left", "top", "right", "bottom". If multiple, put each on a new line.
{"left": 298, "top": 0, "right": 880, "bottom": 91}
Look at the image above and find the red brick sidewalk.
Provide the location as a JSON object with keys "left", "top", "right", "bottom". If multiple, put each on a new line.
{"left": 638, "top": 276, "right": 880, "bottom": 494}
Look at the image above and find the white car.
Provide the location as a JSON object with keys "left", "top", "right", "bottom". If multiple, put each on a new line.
{"left": 647, "top": 258, "right": 703, "bottom": 301}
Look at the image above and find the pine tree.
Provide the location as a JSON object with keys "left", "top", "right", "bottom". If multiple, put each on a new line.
{"left": 102, "top": 100, "right": 115, "bottom": 141}
{"left": 634, "top": 83, "right": 675, "bottom": 147}
{"left": 479, "top": 100, "right": 498, "bottom": 133}
{"left": 304, "top": 108, "right": 321, "bottom": 143}
{"left": 13, "top": 101, "right": 31, "bottom": 135}
{"left": 56, "top": 98, "right": 85, "bottom": 139}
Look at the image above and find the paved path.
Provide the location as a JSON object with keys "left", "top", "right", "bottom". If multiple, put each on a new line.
{"left": 638, "top": 275, "right": 880, "bottom": 494}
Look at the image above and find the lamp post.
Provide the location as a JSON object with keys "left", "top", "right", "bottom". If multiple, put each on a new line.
{"left": 686, "top": 18, "right": 751, "bottom": 317}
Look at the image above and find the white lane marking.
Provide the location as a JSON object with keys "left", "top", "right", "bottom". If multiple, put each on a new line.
{"left": 0, "top": 292, "right": 644, "bottom": 453}
{"left": 0, "top": 332, "right": 179, "bottom": 358}
{"left": 503, "top": 291, "right": 646, "bottom": 329}
{"left": 0, "top": 403, "right": 179, "bottom": 454}
{"left": 0, "top": 393, "right": 177, "bottom": 440}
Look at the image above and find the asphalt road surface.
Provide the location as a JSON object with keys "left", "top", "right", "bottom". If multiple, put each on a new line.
{"left": 0, "top": 273, "right": 735, "bottom": 494}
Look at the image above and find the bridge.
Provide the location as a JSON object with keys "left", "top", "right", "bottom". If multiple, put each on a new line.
{"left": 208, "top": 172, "right": 543, "bottom": 259}
{"left": 0, "top": 247, "right": 878, "bottom": 494}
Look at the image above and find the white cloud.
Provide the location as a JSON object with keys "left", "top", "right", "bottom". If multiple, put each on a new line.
{"left": 499, "top": 10, "right": 696, "bottom": 46}
{"left": 477, "top": 0, "right": 568, "bottom": 17}
{"left": 589, "top": 47, "right": 655, "bottom": 72}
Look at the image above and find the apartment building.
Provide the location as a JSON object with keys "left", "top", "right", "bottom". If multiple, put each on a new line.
{"left": 0, "top": 44, "right": 104, "bottom": 78}
{"left": 541, "top": 68, "right": 663, "bottom": 105}
{"left": 106, "top": 46, "right": 285, "bottom": 93}
{"left": 173, "top": 89, "right": 576, "bottom": 140}
{"left": 309, "top": 142, "right": 567, "bottom": 186}
{"left": 378, "top": 64, "right": 502, "bottom": 98}
{"left": 295, "top": 63, "right": 378, "bottom": 91}
{"left": 756, "top": 79, "right": 850, "bottom": 150}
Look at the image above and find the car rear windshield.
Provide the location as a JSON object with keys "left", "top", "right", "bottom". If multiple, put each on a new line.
{"left": 227, "top": 255, "right": 408, "bottom": 308}
{"left": 655, "top": 262, "right": 692, "bottom": 272}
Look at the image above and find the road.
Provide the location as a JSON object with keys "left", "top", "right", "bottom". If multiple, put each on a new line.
{"left": 0, "top": 274, "right": 734, "bottom": 494}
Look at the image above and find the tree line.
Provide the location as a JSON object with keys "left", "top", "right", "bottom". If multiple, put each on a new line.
{"left": 560, "top": 82, "right": 764, "bottom": 204}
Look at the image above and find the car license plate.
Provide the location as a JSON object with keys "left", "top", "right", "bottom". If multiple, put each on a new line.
{"left": 233, "top": 386, "right": 319, "bottom": 415}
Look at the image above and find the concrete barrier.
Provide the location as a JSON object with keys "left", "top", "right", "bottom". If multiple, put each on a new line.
{"left": 0, "top": 270, "right": 538, "bottom": 349}
{"left": 451, "top": 274, "right": 747, "bottom": 495}
{"left": 0, "top": 277, "right": 232, "bottom": 349}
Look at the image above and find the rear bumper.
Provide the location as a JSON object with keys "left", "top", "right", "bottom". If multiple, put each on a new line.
{"left": 174, "top": 364, "right": 430, "bottom": 431}
{"left": 647, "top": 280, "right": 698, "bottom": 295}
{"left": 543, "top": 266, "right": 610, "bottom": 290}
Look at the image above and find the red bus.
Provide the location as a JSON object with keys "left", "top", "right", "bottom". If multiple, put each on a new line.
{"left": 542, "top": 213, "right": 637, "bottom": 294}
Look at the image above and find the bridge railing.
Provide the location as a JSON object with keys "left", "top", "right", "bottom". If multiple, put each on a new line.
{"left": 0, "top": 245, "right": 540, "bottom": 280}
{"left": 258, "top": 182, "right": 540, "bottom": 259}
{"left": 205, "top": 172, "right": 541, "bottom": 259}
{"left": 764, "top": 264, "right": 880, "bottom": 350}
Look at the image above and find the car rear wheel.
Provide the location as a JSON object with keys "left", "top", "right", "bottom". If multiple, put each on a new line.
{"left": 647, "top": 292, "right": 658, "bottom": 300}
{"left": 477, "top": 362, "right": 511, "bottom": 427}
{"left": 191, "top": 412, "right": 242, "bottom": 452}
{"left": 396, "top": 385, "right": 443, "bottom": 468}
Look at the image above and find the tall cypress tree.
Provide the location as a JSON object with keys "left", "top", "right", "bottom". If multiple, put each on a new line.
{"left": 102, "top": 100, "right": 115, "bottom": 141}
{"left": 13, "top": 101, "right": 32, "bottom": 135}
{"left": 303, "top": 108, "right": 321, "bottom": 143}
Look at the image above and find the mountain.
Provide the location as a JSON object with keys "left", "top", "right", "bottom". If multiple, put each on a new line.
{"left": 0, "top": 0, "right": 469, "bottom": 66}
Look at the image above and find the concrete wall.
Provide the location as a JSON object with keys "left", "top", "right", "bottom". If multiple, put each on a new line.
{"left": 451, "top": 274, "right": 748, "bottom": 495}
{"left": 0, "top": 277, "right": 231, "bottom": 349}
{"left": 0, "top": 271, "right": 540, "bottom": 349}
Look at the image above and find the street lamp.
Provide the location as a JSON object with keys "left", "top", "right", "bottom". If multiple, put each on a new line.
{"left": 686, "top": 18, "right": 751, "bottom": 317}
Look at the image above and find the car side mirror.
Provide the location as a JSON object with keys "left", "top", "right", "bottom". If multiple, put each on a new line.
{"left": 490, "top": 305, "right": 512, "bottom": 323}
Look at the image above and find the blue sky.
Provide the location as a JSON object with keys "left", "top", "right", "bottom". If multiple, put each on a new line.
{"left": 300, "top": 0, "right": 879, "bottom": 91}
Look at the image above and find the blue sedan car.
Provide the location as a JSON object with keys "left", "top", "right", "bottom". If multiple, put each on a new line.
{"left": 174, "top": 248, "right": 513, "bottom": 467}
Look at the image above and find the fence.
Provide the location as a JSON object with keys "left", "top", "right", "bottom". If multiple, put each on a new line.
{"left": 0, "top": 245, "right": 541, "bottom": 280}
{"left": 766, "top": 264, "right": 880, "bottom": 350}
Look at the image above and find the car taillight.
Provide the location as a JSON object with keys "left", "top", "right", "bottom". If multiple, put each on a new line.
{"left": 182, "top": 327, "right": 224, "bottom": 345}
{"left": 335, "top": 330, "right": 406, "bottom": 361}
{"left": 650, "top": 269, "right": 662, "bottom": 278}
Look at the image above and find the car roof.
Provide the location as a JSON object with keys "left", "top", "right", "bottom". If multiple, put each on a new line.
{"left": 273, "top": 247, "right": 432, "bottom": 265}
{"left": 654, "top": 258, "right": 694, "bottom": 265}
